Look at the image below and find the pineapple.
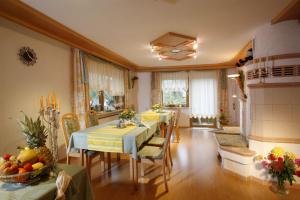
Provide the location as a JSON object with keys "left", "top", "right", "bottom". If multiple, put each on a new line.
{"left": 19, "top": 113, "right": 53, "bottom": 165}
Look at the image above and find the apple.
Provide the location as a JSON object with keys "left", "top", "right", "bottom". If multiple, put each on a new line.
{"left": 23, "top": 163, "right": 33, "bottom": 172}
{"left": 37, "top": 156, "right": 45, "bottom": 164}
{"left": 3, "top": 154, "right": 11, "bottom": 161}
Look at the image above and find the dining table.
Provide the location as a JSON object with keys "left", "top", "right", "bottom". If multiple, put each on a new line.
{"left": 68, "top": 119, "right": 158, "bottom": 186}
{"left": 0, "top": 164, "right": 93, "bottom": 200}
{"left": 139, "top": 110, "right": 172, "bottom": 137}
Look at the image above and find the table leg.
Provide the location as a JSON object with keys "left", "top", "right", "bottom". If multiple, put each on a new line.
{"left": 160, "top": 123, "right": 166, "bottom": 137}
{"left": 134, "top": 158, "right": 138, "bottom": 190}
{"left": 80, "top": 149, "right": 84, "bottom": 166}
{"left": 130, "top": 157, "right": 133, "bottom": 179}
{"left": 107, "top": 152, "right": 111, "bottom": 171}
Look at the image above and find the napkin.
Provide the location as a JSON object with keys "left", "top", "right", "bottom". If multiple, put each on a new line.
{"left": 55, "top": 170, "right": 72, "bottom": 200}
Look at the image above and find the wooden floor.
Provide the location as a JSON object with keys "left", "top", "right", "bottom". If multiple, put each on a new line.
{"left": 72, "top": 128, "right": 300, "bottom": 200}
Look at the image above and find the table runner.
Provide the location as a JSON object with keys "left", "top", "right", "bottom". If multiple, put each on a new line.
{"left": 139, "top": 110, "right": 172, "bottom": 124}
{"left": 69, "top": 120, "right": 158, "bottom": 159}
{"left": 88, "top": 125, "right": 137, "bottom": 153}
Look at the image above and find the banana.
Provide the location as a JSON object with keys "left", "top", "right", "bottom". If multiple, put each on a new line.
{"left": 32, "top": 162, "right": 44, "bottom": 170}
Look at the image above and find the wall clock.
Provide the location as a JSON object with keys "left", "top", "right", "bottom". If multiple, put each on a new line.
{"left": 18, "top": 47, "right": 37, "bottom": 66}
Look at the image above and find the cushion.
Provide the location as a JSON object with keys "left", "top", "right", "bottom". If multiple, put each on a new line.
{"left": 64, "top": 119, "right": 80, "bottom": 137}
{"left": 147, "top": 137, "right": 165, "bottom": 146}
{"left": 215, "top": 134, "right": 248, "bottom": 147}
{"left": 138, "top": 146, "right": 163, "bottom": 159}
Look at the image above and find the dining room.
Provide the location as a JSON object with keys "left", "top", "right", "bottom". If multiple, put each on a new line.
{"left": 1, "top": 0, "right": 300, "bottom": 200}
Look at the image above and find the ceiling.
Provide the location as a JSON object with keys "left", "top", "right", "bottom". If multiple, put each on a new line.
{"left": 22, "top": 0, "right": 290, "bottom": 68}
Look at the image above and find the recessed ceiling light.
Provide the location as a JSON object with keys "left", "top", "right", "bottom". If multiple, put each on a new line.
{"left": 171, "top": 49, "right": 181, "bottom": 53}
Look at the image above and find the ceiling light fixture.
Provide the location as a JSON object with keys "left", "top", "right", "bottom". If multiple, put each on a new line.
{"left": 193, "top": 42, "right": 198, "bottom": 50}
{"left": 150, "top": 32, "right": 198, "bottom": 61}
{"left": 227, "top": 74, "right": 240, "bottom": 79}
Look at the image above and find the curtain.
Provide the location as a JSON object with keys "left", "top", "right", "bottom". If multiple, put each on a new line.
{"left": 73, "top": 49, "right": 89, "bottom": 129}
{"left": 85, "top": 56, "right": 125, "bottom": 97}
{"left": 218, "top": 69, "right": 228, "bottom": 116}
{"left": 161, "top": 71, "right": 188, "bottom": 92}
{"left": 151, "top": 72, "right": 162, "bottom": 105}
{"left": 189, "top": 70, "right": 218, "bottom": 117}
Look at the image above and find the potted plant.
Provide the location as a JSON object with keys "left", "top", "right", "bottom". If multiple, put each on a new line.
{"left": 151, "top": 104, "right": 162, "bottom": 112}
{"left": 218, "top": 108, "right": 228, "bottom": 127}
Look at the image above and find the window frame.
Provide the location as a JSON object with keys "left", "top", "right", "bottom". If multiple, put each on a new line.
{"left": 161, "top": 89, "right": 189, "bottom": 108}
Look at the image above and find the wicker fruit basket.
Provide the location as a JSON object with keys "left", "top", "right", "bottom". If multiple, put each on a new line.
{"left": 0, "top": 165, "right": 52, "bottom": 184}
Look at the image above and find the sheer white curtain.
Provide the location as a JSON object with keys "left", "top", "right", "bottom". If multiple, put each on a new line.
{"left": 189, "top": 70, "right": 218, "bottom": 117}
{"left": 161, "top": 71, "right": 188, "bottom": 92}
{"left": 85, "top": 56, "right": 125, "bottom": 96}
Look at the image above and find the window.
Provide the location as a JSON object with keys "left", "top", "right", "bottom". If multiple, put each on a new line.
{"left": 161, "top": 72, "right": 188, "bottom": 107}
{"left": 86, "top": 56, "right": 125, "bottom": 112}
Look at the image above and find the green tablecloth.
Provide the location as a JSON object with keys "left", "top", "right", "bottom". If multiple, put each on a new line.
{"left": 0, "top": 164, "right": 93, "bottom": 200}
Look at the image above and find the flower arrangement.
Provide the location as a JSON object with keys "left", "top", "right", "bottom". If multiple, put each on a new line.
{"left": 256, "top": 147, "right": 300, "bottom": 194}
{"left": 119, "top": 109, "right": 135, "bottom": 121}
{"left": 151, "top": 104, "right": 162, "bottom": 111}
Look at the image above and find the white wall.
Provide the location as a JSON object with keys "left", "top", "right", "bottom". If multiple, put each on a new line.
{"left": 137, "top": 72, "right": 151, "bottom": 112}
{"left": 254, "top": 20, "right": 300, "bottom": 58}
{"left": 0, "top": 18, "right": 72, "bottom": 158}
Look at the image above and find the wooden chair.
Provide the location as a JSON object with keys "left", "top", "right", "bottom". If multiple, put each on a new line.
{"left": 174, "top": 107, "right": 181, "bottom": 143}
{"left": 61, "top": 113, "right": 101, "bottom": 179}
{"left": 146, "top": 111, "right": 175, "bottom": 166}
{"left": 135, "top": 115, "right": 175, "bottom": 192}
{"left": 85, "top": 110, "right": 99, "bottom": 128}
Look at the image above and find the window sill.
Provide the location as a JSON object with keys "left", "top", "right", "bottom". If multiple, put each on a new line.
{"left": 96, "top": 110, "right": 123, "bottom": 119}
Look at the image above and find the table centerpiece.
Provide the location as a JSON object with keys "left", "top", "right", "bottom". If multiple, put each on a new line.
{"left": 0, "top": 113, "right": 53, "bottom": 184}
{"left": 118, "top": 109, "right": 136, "bottom": 127}
{"left": 151, "top": 104, "right": 162, "bottom": 112}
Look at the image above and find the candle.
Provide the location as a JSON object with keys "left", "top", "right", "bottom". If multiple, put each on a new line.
{"left": 47, "top": 95, "right": 50, "bottom": 107}
{"left": 40, "top": 96, "right": 44, "bottom": 110}
{"left": 52, "top": 93, "right": 56, "bottom": 109}
{"left": 57, "top": 99, "right": 60, "bottom": 112}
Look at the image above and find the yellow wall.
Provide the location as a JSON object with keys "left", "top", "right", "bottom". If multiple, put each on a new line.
{"left": 0, "top": 18, "right": 72, "bottom": 157}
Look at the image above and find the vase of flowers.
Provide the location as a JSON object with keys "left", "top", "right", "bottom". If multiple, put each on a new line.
{"left": 119, "top": 109, "right": 135, "bottom": 122}
{"left": 151, "top": 104, "right": 162, "bottom": 112}
{"left": 257, "top": 147, "right": 300, "bottom": 195}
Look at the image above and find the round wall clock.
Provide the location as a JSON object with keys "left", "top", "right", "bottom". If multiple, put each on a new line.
{"left": 18, "top": 47, "right": 37, "bottom": 66}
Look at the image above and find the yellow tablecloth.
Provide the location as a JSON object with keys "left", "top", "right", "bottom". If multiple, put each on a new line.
{"left": 141, "top": 111, "right": 160, "bottom": 122}
{"left": 88, "top": 125, "right": 136, "bottom": 153}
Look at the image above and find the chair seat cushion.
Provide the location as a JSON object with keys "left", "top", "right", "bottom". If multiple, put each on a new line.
{"left": 215, "top": 134, "right": 248, "bottom": 147}
{"left": 138, "top": 146, "right": 163, "bottom": 159}
{"left": 147, "top": 137, "right": 165, "bottom": 146}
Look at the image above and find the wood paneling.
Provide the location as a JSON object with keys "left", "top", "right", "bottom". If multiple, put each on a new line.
{"left": 248, "top": 82, "right": 300, "bottom": 89}
{"left": 271, "top": 0, "right": 300, "bottom": 24}
{"left": 0, "top": 0, "right": 138, "bottom": 70}
{"left": 249, "top": 135, "right": 300, "bottom": 144}
{"left": 245, "top": 53, "right": 300, "bottom": 66}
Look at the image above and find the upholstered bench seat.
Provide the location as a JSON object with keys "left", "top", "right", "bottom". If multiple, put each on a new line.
{"left": 213, "top": 126, "right": 241, "bottom": 135}
{"left": 215, "top": 134, "right": 248, "bottom": 147}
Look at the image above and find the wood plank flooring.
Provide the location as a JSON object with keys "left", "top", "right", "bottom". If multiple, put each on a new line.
{"left": 71, "top": 128, "right": 300, "bottom": 200}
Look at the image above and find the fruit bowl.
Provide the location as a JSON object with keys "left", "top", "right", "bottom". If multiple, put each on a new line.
{"left": 0, "top": 164, "right": 52, "bottom": 184}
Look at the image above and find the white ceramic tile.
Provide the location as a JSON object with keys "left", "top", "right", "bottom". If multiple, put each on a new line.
{"left": 272, "top": 105, "right": 292, "bottom": 121}
{"left": 255, "top": 88, "right": 264, "bottom": 104}
{"left": 272, "top": 121, "right": 293, "bottom": 137}
{"left": 291, "top": 105, "right": 300, "bottom": 123}
{"left": 290, "top": 87, "right": 300, "bottom": 105}
{"left": 263, "top": 88, "right": 273, "bottom": 104}
{"left": 272, "top": 88, "right": 292, "bottom": 105}
{"left": 255, "top": 105, "right": 273, "bottom": 121}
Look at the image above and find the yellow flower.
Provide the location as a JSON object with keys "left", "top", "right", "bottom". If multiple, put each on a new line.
{"left": 285, "top": 152, "right": 296, "bottom": 160}
{"left": 271, "top": 147, "right": 284, "bottom": 158}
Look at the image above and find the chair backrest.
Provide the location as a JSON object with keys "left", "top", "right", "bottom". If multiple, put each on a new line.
{"left": 162, "top": 112, "right": 175, "bottom": 157}
{"left": 85, "top": 110, "right": 99, "bottom": 128}
{"left": 61, "top": 113, "right": 80, "bottom": 148}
